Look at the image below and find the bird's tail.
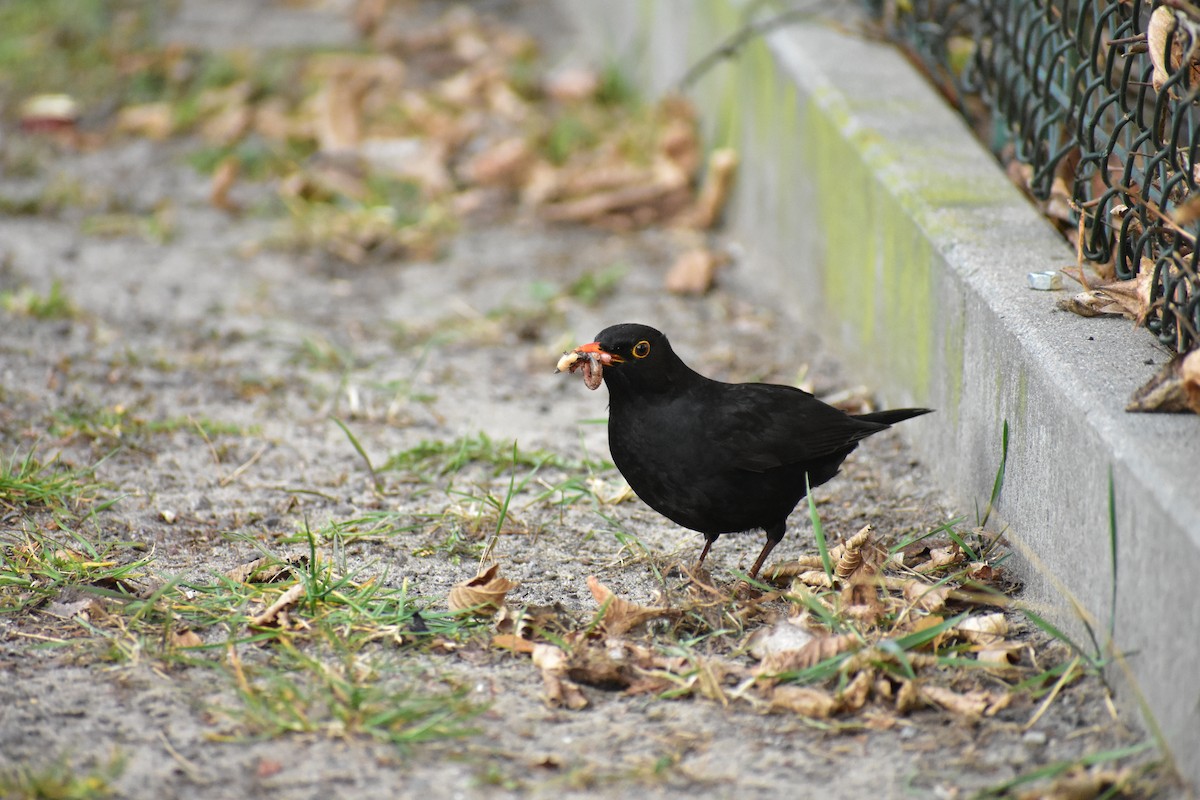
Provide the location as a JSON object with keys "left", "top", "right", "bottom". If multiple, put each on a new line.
{"left": 855, "top": 408, "right": 933, "bottom": 427}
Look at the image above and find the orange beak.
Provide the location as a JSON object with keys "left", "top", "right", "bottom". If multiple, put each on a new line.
{"left": 574, "top": 341, "right": 622, "bottom": 364}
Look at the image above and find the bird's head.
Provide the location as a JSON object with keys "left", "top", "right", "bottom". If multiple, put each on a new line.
{"left": 556, "top": 323, "right": 687, "bottom": 395}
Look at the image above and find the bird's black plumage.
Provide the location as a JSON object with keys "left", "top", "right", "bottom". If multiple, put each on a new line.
{"left": 567, "top": 323, "right": 932, "bottom": 577}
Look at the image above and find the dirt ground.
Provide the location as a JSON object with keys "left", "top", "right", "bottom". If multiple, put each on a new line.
{"left": 0, "top": 2, "right": 1177, "bottom": 799}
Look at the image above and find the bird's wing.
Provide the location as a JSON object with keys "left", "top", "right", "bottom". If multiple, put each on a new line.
{"left": 707, "top": 382, "right": 887, "bottom": 472}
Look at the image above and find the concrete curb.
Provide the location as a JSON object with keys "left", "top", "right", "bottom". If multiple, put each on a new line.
{"left": 563, "top": 1, "right": 1200, "bottom": 787}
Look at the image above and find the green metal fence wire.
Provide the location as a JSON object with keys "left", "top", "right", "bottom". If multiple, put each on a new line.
{"left": 883, "top": 0, "right": 1200, "bottom": 354}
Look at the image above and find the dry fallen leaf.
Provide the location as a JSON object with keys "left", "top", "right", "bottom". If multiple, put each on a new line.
{"left": 45, "top": 594, "right": 107, "bottom": 621}
{"left": 1057, "top": 268, "right": 1154, "bottom": 323}
{"left": 834, "top": 524, "right": 877, "bottom": 580}
{"left": 448, "top": 563, "right": 518, "bottom": 614}
{"left": 955, "top": 612, "right": 1009, "bottom": 646}
{"left": 686, "top": 147, "right": 739, "bottom": 229}
{"left": 901, "top": 580, "right": 951, "bottom": 614}
{"left": 840, "top": 580, "right": 886, "bottom": 624}
{"left": 914, "top": 544, "right": 965, "bottom": 573}
{"left": 248, "top": 582, "right": 306, "bottom": 627}
{"left": 1147, "top": 6, "right": 1200, "bottom": 93}
{"left": 1127, "top": 350, "right": 1200, "bottom": 414}
{"left": 532, "top": 643, "right": 589, "bottom": 710}
{"left": 492, "top": 633, "right": 537, "bottom": 654}
{"left": 754, "top": 633, "right": 860, "bottom": 675}
{"left": 210, "top": 156, "right": 240, "bottom": 212}
{"left": 544, "top": 66, "right": 599, "bottom": 103}
{"left": 116, "top": 103, "right": 174, "bottom": 140}
{"left": 895, "top": 679, "right": 921, "bottom": 713}
{"left": 746, "top": 616, "right": 815, "bottom": 660}
{"left": 458, "top": 136, "right": 533, "bottom": 187}
{"left": 1014, "top": 767, "right": 1134, "bottom": 800}
{"left": 768, "top": 685, "right": 837, "bottom": 718}
{"left": 224, "top": 554, "right": 308, "bottom": 584}
{"left": 586, "top": 575, "right": 675, "bottom": 635}
{"left": 920, "top": 684, "right": 1012, "bottom": 718}
{"left": 170, "top": 628, "right": 204, "bottom": 648}
{"left": 976, "top": 647, "right": 1021, "bottom": 670}
{"left": 664, "top": 248, "right": 719, "bottom": 295}
{"left": 836, "top": 668, "right": 874, "bottom": 712}
{"left": 760, "top": 554, "right": 826, "bottom": 581}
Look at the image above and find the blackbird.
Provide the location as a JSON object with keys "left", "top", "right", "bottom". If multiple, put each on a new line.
{"left": 556, "top": 323, "right": 931, "bottom": 578}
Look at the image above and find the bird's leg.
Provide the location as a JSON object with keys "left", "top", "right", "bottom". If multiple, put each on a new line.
{"left": 748, "top": 522, "right": 787, "bottom": 579}
{"left": 695, "top": 533, "right": 719, "bottom": 570}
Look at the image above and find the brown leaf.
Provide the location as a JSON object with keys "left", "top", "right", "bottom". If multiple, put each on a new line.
{"left": 657, "top": 97, "right": 701, "bottom": 176}
{"left": 532, "top": 643, "right": 588, "bottom": 709}
{"left": 209, "top": 157, "right": 239, "bottom": 212}
{"left": 836, "top": 668, "right": 874, "bottom": 712}
{"left": 1147, "top": 7, "right": 1200, "bottom": 94}
{"left": 1171, "top": 193, "right": 1200, "bottom": 226}
{"left": 976, "top": 647, "right": 1021, "bottom": 670}
{"left": 755, "top": 633, "right": 860, "bottom": 675}
{"left": 1057, "top": 269, "right": 1154, "bottom": 323}
{"left": 1148, "top": 7, "right": 1177, "bottom": 91}
{"left": 768, "top": 685, "right": 837, "bottom": 718}
{"left": 914, "top": 544, "right": 964, "bottom": 574}
{"left": 902, "top": 580, "right": 951, "bottom": 614}
{"left": 544, "top": 67, "right": 599, "bottom": 103}
{"left": 1127, "top": 350, "right": 1200, "bottom": 414}
{"left": 685, "top": 147, "right": 739, "bottom": 229}
{"left": 759, "top": 555, "right": 826, "bottom": 581}
{"left": 448, "top": 563, "right": 518, "bottom": 615}
{"left": 200, "top": 103, "right": 253, "bottom": 147}
{"left": 45, "top": 593, "right": 107, "bottom": 621}
{"left": 248, "top": 583, "right": 306, "bottom": 628}
{"left": 359, "top": 138, "right": 452, "bottom": 195}
{"left": 116, "top": 103, "right": 174, "bottom": 140}
{"left": 224, "top": 554, "right": 308, "bottom": 585}
{"left": 458, "top": 136, "right": 533, "bottom": 187}
{"left": 895, "top": 679, "right": 921, "bottom": 713}
{"left": 664, "top": 248, "right": 719, "bottom": 295}
{"left": 834, "top": 524, "right": 877, "bottom": 580}
{"left": 563, "top": 641, "right": 637, "bottom": 690}
{"left": 902, "top": 615, "right": 948, "bottom": 651}
{"left": 540, "top": 178, "right": 686, "bottom": 225}
{"left": 315, "top": 73, "right": 368, "bottom": 153}
{"left": 492, "top": 633, "right": 536, "bottom": 654}
{"left": 586, "top": 575, "right": 675, "bottom": 635}
{"left": 1014, "top": 767, "right": 1133, "bottom": 800}
{"left": 794, "top": 569, "right": 835, "bottom": 588}
{"left": 493, "top": 602, "right": 567, "bottom": 639}
{"left": 352, "top": 0, "right": 388, "bottom": 36}
{"left": 955, "top": 612, "right": 1009, "bottom": 646}
{"left": 919, "top": 684, "right": 1011, "bottom": 718}
{"left": 746, "top": 616, "right": 815, "bottom": 660}
{"left": 170, "top": 628, "right": 204, "bottom": 648}
{"left": 840, "top": 580, "right": 886, "bottom": 624}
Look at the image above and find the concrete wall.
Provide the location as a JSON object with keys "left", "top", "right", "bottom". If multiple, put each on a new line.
{"left": 563, "top": 0, "right": 1200, "bottom": 786}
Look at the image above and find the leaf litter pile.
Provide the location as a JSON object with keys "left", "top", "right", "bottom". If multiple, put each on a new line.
{"left": 0, "top": 1, "right": 1174, "bottom": 798}
{"left": 10, "top": 0, "right": 732, "bottom": 286}
{"left": 453, "top": 525, "right": 1071, "bottom": 724}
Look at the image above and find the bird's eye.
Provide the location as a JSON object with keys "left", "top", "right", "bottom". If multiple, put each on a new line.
{"left": 632, "top": 340, "right": 650, "bottom": 358}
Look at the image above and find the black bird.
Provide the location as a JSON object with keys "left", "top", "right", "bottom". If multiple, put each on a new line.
{"left": 557, "top": 323, "right": 932, "bottom": 578}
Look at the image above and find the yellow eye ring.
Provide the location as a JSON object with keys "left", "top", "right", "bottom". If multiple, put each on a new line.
{"left": 632, "top": 340, "right": 650, "bottom": 358}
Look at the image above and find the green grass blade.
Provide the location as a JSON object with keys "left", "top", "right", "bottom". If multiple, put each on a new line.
{"left": 805, "top": 474, "right": 833, "bottom": 582}
{"left": 332, "top": 417, "right": 380, "bottom": 493}
{"left": 1107, "top": 465, "right": 1118, "bottom": 647}
{"left": 979, "top": 420, "right": 1009, "bottom": 528}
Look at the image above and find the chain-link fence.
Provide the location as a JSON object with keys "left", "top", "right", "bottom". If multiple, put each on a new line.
{"left": 883, "top": 0, "right": 1200, "bottom": 356}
